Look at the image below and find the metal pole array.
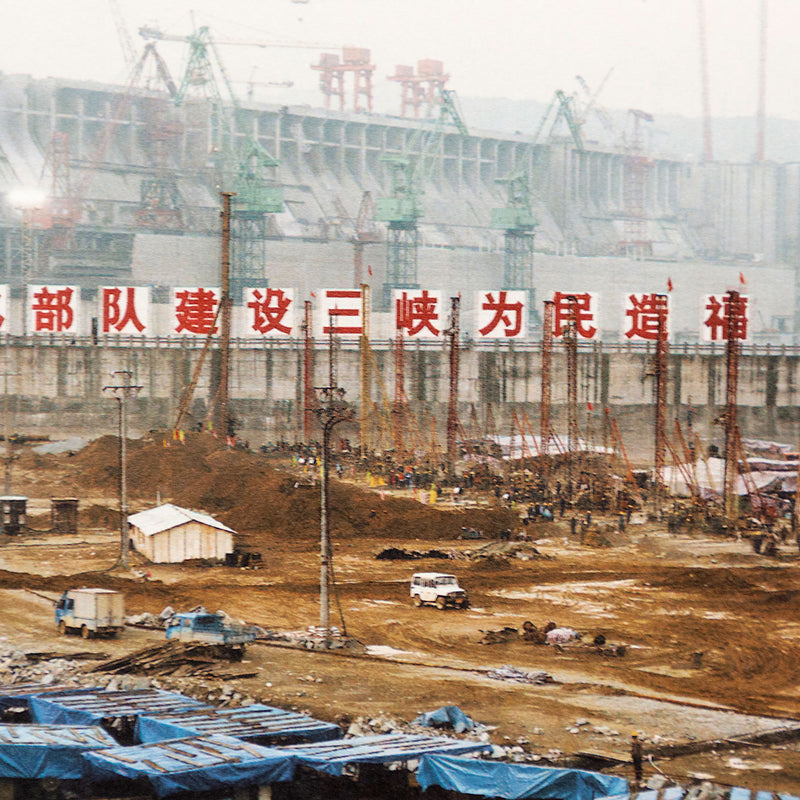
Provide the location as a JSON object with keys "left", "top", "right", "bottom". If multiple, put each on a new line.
{"left": 393, "top": 324, "right": 406, "bottom": 455}
{"left": 723, "top": 290, "right": 743, "bottom": 520}
{"left": 302, "top": 301, "right": 314, "bottom": 442}
{"left": 654, "top": 295, "right": 668, "bottom": 515}
{"left": 445, "top": 296, "right": 460, "bottom": 473}
{"left": 103, "top": 370, "right": 142, "bottom": 570}
{"left": 540, "top": 300, "right": 554, "bottom": 458}
{"left": 359, "top": 284, "right": 371, "bottom": 453}
{"left": 215, "top": 192, "right": 233, "bottom": 437}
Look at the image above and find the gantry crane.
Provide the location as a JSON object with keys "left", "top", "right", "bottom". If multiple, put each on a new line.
{"left": 140, "top": 24, "right": 285, "bottom": 299}
{"left": 490, "top": 89, "right": 583, "bottom": 319}
{"left": 375, "top": 88, "right": 468, "bottom": 307}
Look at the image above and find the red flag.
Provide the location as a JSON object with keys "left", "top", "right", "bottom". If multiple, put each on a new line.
{"left": 310, "top": 291, "right": 316, "bottom": 298}
{"left": 667, "top": 277, "right": 673, "bottom": 292}
{"left": 367, "top": 265, "right": 373, "bottom": 277}
{"left": 587, "top": 401, "right": 594, "bottom": 412}
{"left": 739, "top": 271, "right": 746, "bottom": 285}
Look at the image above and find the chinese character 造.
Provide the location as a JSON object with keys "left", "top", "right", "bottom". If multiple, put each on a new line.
{"left": 102, "top": 287, "right": 146, "bottom": 334}
{"left": 248, "top": 288, "right": 292, "bottom": 335}
{"left": 625, "top": 293, "right": 668, "bottom": 340}
{"left": 396, "top": 290, "right": 440, "bottom": 336}
{"left": 479, "top": 291, "right": 523, "bottom": 337}
{"left": 175, "top": 288, "right": 218, "bottom": 335}
{"left": 704, "top": 293, "right": 748, "bottom": 341}
{"left": 552, "top": 292, "right": 596, "bottom": 339}
{"left": 32, "top": 287, "right": 74, "bottom": 333}
{"left": 323, "top": 289, "right": 362, "bottom": 335}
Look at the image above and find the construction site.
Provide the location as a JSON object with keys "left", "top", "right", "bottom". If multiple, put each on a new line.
{"left": 0, "top": 0, "right": 800, "bottom": 798}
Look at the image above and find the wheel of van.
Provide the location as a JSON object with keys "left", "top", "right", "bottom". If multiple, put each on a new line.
{"left": 80, "top": 625, "right": 92, "bottom": 640}
{"left": 436, "top": 596, "right": 447, "bottom": 610}
{"left": 412, "top": 595, "right": 422, "bottom": 607}
{"left": 58, "top": 620, "right": 67, "bottom": 636}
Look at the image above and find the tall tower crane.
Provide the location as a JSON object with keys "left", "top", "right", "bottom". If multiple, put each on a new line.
{"left": 375, "top": 88, "right": 468, "bottom": 307}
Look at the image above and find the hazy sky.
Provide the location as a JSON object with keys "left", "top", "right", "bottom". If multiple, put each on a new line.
{"left": 1, "top": 0, "right": 797, "bottom": 122}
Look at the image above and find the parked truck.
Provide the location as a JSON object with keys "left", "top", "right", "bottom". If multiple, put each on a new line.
{"left": 164, "top": 611, "right": 260, "bottom": 658}
{"left": 55, "top": 588, "right": 125, "bottom": 639}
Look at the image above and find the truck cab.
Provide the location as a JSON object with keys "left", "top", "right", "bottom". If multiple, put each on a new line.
{"left": 410, "top": 572, "right": 469, "bottom": 609}
{"left": 56, "top": 588, "right": 125, "bottom": 639}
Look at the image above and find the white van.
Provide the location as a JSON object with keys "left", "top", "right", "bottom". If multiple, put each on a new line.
{"left": 410, "top": 572, "right": 469, "bottom": 609}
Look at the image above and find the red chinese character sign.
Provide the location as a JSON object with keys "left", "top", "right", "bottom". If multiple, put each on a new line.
{"left": 702, "top": 293, "right": 749, "bottom": 342}
{"left": 318, "top": 289, "right": 363, "bottom": 336}
{"left": 550, "top": 292, "right": 598, "bottom": 339}
{"left": 28, "top": 285, "right": 79, "bottom": 335}
{"left": 245, "top": 288, "right": 296, "bottom": 337}
{"left": 172, "top": 287, "right": 220, "bottom": 336}
{"left": 100, "top": 286, "right": 150, "bottom": 335}
{"left": 0, "top": 285, "right": 9, "bottom": 332}
{"left": 623, "top": 293, "right": 670, "bottom": 341}
{"left": 475, "top": 290, "right": 526, "bottom": 339}
{"left": 394, "top": 289, "right": 443, "bottom": 338}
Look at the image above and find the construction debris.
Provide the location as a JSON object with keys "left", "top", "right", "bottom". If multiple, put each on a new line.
{"left": 375, "top": 547, "right": 453, "bottom": 560}
{"left": 85, "top": 641, "right": 259, "bottom": 679}
{"left": 486, "top": 665, "right": 554, "bottom": 685}
{"left": 478, "top": 627, "right": 519, "bottom": 645}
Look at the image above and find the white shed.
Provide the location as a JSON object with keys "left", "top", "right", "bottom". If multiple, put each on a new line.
{"left": 127, "top": 504, "right": 235, "bottom": 564}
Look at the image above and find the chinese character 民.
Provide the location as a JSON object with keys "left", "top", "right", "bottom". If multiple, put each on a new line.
{"left": 31, "top": 286, "right": 75, "bottom": 333}
{"left": 102, "top": 287, "right": 146, "bottom": 334}
{"left": 396, "top": 290, "right": 441, "bottom": 337}
{"left": 174, "top": 288, "right": 219, "bottom": 335}
{"left": 247, "top": 288, "right": 293, "bottom": 335}
{"left": 704, "top": 293, "right": 748, "bottom": 341}
{"left": 478, "top": 291, "right": 524, "bottom": 338}
{"left": 552, "top": 292, "right": 597, "bottom": 339}
{"left": 625, "top": 293, "right": 668, "bottom": 340}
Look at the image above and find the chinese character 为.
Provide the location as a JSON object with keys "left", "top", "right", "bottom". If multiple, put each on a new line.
{"left": 396, "top": 290, "right": 440, "bottom": 336}
{"left": 175, "top": 288, "right": 218, "bottom": 335}
{"left": 32, "top": 287, "right": 74, "bottom": 332}
{"left": 248, "top": 289, "right": 292, "bottom": 335}
{"left": 479, "top": 291, "right": 523, "bottom": 337}
{"left": 625, "top": 293, "right": 668, "bottom": 340}
{"left": 552, "top": 292, "right": 596, "bottom": 339}
{"left": 102, "top": 287, "right": 146, "bottom": 333}
{"left": 323, "top": 290, "right": 362, "bottom": 335}
{"left": 705, "top": 294, "right": 748, "bottom": 341}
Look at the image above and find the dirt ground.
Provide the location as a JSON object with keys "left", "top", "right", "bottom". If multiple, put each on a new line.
{"left": 2, "top": 433, "right": 800, "bottom": 792}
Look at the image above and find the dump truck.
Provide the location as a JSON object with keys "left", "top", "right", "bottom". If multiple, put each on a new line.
{"left": 164, "top": 611, "right": 260, "bottom": 658}
{"left": 410, "top": 572, "right": 469, "bottom": 609}
{"left": 55, "top": 588, "right": 125, "bottom": 639}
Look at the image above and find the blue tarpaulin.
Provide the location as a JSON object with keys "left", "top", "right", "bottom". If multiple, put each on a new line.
{"left": 598, "top": 790, "right": 800, "bottom": 800}
{"left": 84, "top": 734, "right": 296, "bottom": 798}
{"left": 0, "top": 724, "right": 117, "bottom": 779}
{"left": 282, "top": 733, "right": 491, "bottom": 776}
{"left": 135, "top": 704, "right": 342, "bottom": 745}
{"left": 0, "top": 683, "right": 90, "bottom": 711}
{"left": 413, "top": 706, "right": 475, "bottom": 733}
{"left": 417, "top": 754, "right": 629, "bottom": 800}
{"left": 30, "top": 689, "right": 207, "bottom": 726}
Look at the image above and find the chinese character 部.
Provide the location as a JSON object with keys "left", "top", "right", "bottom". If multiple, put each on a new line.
{"left": 30, "top": 285, "right": 77, "bottom": 334}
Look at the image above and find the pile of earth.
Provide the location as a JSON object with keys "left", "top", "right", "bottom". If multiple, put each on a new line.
{"left": 40, "top": 432, "right": 518, "bottom": 541}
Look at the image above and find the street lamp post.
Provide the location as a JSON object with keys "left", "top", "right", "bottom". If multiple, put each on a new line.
{"left": 103, "top": 371, "right": 142, "bottom": 569}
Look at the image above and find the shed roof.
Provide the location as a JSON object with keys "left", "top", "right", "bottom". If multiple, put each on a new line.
{"left": 128, "top": 504, "right": 235, "bottom": 537}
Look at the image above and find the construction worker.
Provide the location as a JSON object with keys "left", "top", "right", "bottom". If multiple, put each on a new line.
{"left": 630, "top": 733, "right": 643, "bottom": 785}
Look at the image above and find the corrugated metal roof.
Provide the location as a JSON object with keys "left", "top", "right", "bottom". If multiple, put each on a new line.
{"left": 127, "top": 504, "right": 235, "bottom": 537}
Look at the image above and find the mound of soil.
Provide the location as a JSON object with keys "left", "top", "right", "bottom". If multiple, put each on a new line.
{"left": 47, "top": 432, "right": 519, "bottom": 542}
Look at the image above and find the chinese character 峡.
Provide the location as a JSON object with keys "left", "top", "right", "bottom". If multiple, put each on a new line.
{"left": 396, "top": 290, "right": 441, "bottom": 337}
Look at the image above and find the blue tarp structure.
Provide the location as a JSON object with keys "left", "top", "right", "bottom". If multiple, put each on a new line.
{"left": 417, "top": 754, "right": 629, "bottom": 800}
{"left": 84, "top": 734, "right": 296, "bottom": 797}
{"left": 31, "top": 689, "right": 208, "bottom": 726}
{"left": 599, "top": 790, "right": 800, "bottom": 800}
{"left": 136, "top": 703, "right": 342, "bottom": 745}
{"left": 413, "top": 706, "right": 475, "bottom": 733}
{"left": 282, "top": 733, "right": 491, "bottom": 776}
{"left": 0, "top": 724, "right": 116, "bottom": 779}
{"left": 0, "top": 683, "right": 90, "bottom": 711}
